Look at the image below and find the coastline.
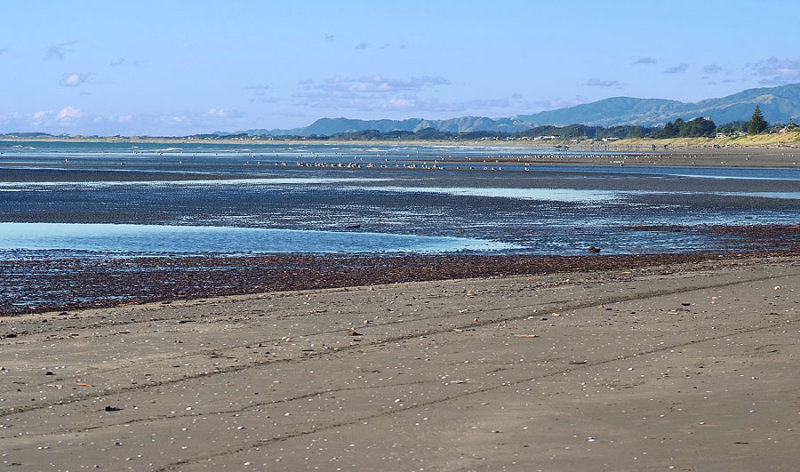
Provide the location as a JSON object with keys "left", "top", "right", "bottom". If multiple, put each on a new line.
{"left": 4, "top": 237, "right": 800, "bottom": 316}
{"left": 2, "top": 252, "right": 799, "bottom": 470}
{"left": 2, "top": 133, "right": 799, "bottom": 149}
{"left": 3, "top": 136, "right": 799, "bottom": 169}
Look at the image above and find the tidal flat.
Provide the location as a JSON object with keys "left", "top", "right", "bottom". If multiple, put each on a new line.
{"left": 2, "top": 142, "right": 800, "bottom": 470}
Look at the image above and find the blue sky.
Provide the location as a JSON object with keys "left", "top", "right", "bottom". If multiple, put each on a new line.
{"left": 2, "top": 0, "right": 799, "bottom": 135}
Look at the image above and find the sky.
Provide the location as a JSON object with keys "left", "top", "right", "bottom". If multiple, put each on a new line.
{"left": 2, "top": 0, "right": 800, "bottom": 136}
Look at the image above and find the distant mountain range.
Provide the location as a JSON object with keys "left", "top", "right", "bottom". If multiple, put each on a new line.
{"left": 245, "top": 83, "right": 800, "bottom": 137}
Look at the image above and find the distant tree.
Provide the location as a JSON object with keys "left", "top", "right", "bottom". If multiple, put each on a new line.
{"left": 685, "top": 117, "right": 716, "bottom": 137}
{"left": 717, "top": 121, "right": 747, "bottom": 135}
{"left": 747, "top": 105, "right": 768, "bottom": 134}
{"left": 656, "top": 118, "right": 682, "bottom": 138}
{"left": 413, "top": 128, "right": 454, "bottom": 140}
{"left": 655, "top": 117, "right": 715, "bottom": 138}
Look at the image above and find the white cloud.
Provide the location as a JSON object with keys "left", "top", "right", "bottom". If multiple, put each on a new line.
{"left": 57, "top": 107, "right": 85, "bottom": 120}
{"left": 33, "top": 110, "right": 52, "bottom": 120}
{"left": 386, "top": 98, "right": 416, "bottom": 109}
{"left": 208, "top": 108, "right": 230, "bottom": 117}
{"left": 208, "top": 108, "right": 243, "bottom": 119}
{"left": 59, "top": 72, "right": 88, "bottom": 87}
{"left": 305, "top": 75, "right": 450, "bottom": 97}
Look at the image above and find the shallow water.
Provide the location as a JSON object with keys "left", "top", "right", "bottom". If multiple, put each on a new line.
{"left": 0, "top": 222, "right": 515, "bottom": 256}
{"left": 1, "top": 141, "right": 799, "bottom": 257}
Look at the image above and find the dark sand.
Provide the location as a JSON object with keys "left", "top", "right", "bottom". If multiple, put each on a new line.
{"left": 1, "top": 254, "right": 799, "bottom": 471}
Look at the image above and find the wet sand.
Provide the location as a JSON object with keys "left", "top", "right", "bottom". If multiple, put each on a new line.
{"left": 2, "top": 254, "right": 799, "bottom": 471}
{"left": 4, "top": 241, "right": 800, "bottom": 316}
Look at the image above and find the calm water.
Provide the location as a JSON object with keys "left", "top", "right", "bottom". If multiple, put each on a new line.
{"left": 1, "top": 141, "right": 799, "bottom": 258}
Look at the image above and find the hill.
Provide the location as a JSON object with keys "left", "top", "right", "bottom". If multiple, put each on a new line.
{"left": 517, "top": 83, "right": 800, "bottom": 127}
{"left": 251, "top": 83, "right": 800, "bottom": 136}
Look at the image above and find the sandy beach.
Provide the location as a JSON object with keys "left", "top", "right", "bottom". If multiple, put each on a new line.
{"left": 2, "top": 254, "right": 799, "bottom": 471}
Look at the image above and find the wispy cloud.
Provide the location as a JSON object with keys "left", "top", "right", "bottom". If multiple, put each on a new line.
{"left": 0, "top": 111, "right": 29, "bottom": 129}
{"left": 664, "top": 63, "right": 689, "bottom": 74}
{"left": 45, "top": 41, "right": 78, "bottom": 60}
{"left": 245, "top": 84, "right": 274, "bottom": 103}
{"left": 750, "top": 56, "right": 800, "bottom": 85}
{"left": 294, "top": 76, "right": 564, "bottom": 116}
{"left": 249, "top": 96, "right": 279, "bottom": 104}
{"left": 377, "top": 43, "right": 406, "bottom": 50}
{"left": 324, "top": 33, "right": 335, "bottom": 42}
{"left": 109, "top": 57, "right": 146, "bottom": 68}
{"left": 584, "top": 79, "right": 620, "bottom": 87}
{"left": 383, "top": 94, "right": 588, "bottom": 115}
{"left": 703, "top": 64, "right": 723, "bottom": 74}
{"left": 4, "top": 107, "right": 248, "bottom": 136}
{"left": 633, "top": 57, "right": 656, "bottom": 65}
{"left": 207, "top": 108, "right": 242, "bottom": 118}
{"left": 355, "top": 42, "right": 369, "bottom": 50}
{"left": 526, "top": 96, "right": 590, "bottom": 112}
{"left": 293, "top": 75, "right": 585, "bottom": 116}
{"left": 308, "top": 75, "right": 450, "bottom": 97}
{"left": 59, "top": 72, "right": 89, "bottom": 87}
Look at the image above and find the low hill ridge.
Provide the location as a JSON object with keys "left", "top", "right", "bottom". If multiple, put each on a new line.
{"left": 247, "top": 83, "right": 800, "bottom": 136}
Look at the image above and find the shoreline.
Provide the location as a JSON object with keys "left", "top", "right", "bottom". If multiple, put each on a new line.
{"left": 2, "top": 252, "right": 799, "bottom": 470}
{"left": 3, "top": 239, "right": 800, "bottom": 317}
{"left": 3, "top": 137, "right": 800, "bottom": 169}
{"left": 2, "top": 134, "right": 799, "bottom": 149}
